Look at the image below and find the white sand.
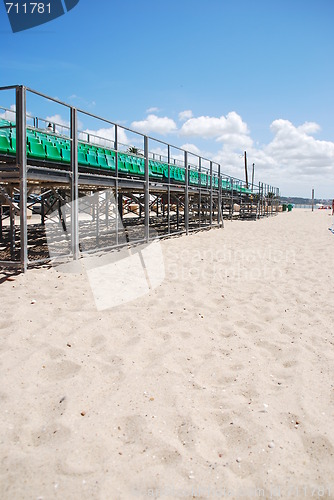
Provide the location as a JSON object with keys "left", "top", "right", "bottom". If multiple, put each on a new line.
{"left": 0, "top": 209, "right": 334, "bottom": 499}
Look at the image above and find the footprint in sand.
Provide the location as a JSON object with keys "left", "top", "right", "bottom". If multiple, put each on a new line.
{"left": 302, "top": 434, "right": 334, "bottom": 462}
{"left": 41, "top": 359, "right": 81, "bottom": 380}
{"left": 31, "top": 423, "right": 71, "bottom": 447}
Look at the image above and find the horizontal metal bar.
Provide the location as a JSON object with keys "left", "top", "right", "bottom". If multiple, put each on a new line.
{"left": 0, "top": 85, "right": 18, "bottom": 91}
{"left": 0, "top": 260, "right": 22, "bottom": 268}
{"left": 26, "top": 87, "right": 73, "bottom": 109}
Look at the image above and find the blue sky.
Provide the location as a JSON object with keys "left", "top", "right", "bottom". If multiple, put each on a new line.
{"left": 1, "top": 0, "right": 334, "bottom": 198}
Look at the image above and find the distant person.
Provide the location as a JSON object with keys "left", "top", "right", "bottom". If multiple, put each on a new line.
{"left": 47, "top": 122, "right": 53, "bottom": 132}
{"left": 332, "top": 199, "right": 334, "bottom": 215}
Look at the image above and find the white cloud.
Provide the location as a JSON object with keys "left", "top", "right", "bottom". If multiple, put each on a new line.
{"left": 146, "top": 107, "right": 160, "bottom": 113}
{"left": 180, "top": 111, "right": 252, "bottom": 151}
{"left": 80, "top": 127, "right": 128, "bottom": 148}
{"left": 178, "top": 110, "right": 193, "bottom": 121}
{"left": 180, "top": 111, "right": 249, "bottom": 139}
{"left": 45, "top": 114, "right": 69, "bottom": 130}
{"left": 297, "top": 122, "right": 321, "bottom": 134}
{"left": 266, "top": 119, "right": 334, "bottom": 171}
{"left": 180, "top": 143, "right": 201, "bottom": 156}
{"left": 131, "top": 114, "right": 177, "bottom": 135}
{"left": 0, "top": 104, "right": 16, "bottom": 122}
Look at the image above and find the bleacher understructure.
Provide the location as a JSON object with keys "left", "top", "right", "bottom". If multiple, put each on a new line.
{"left": 0, "top": 85, "right": 280, "bottom": 272}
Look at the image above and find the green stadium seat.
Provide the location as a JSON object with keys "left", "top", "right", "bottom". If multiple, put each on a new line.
{"left": 117, "top": 154, "right": 128, "bottom": 173}
{"left": 86, "top": 151, "right": 99, "bottom": 167}
{"left": 97, "top": 153, "right": 108, "bottom": 169}
{"left": 45, "top": 144, "right": 62, "bottom": 162}
{"left": 129, "top": 161, "right": 141, "bottom": 175}
{"left": 10, "top": 136, "right": 16, "bottom": 153}
{"left": 28, "top": 141, "right": 45, "bottom": 159}
{"left": 105, "top": 149, "right": 115, "bottom": 158}
{"left": 106, "top": 155, "right": 116, "bottom": 170}
{"left": 78, "top": 150, "right": 89, "bottom": 166}
{"left": 0, "top": 134, "right": 10, "bottom": 153}
{"left": 61, "top": 148, "right": 71, "bottom": 163}
{"left": 26, "top": 128, "right": 36, "bottom": 138}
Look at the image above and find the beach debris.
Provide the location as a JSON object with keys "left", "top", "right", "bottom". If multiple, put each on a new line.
{"left": 80, "top": 411, "right": 86, "bottom": 416}
{"left": 259, "top": 403, "right": 269, "bottom": 413}
{"left": 236, "top": 457, "right": 241, "bottom": 463}
{"left": 31, "top": 299, "right": 36, "bottom": 304}
{"left": 59, "top": 396, "right": 65, "bottom": 404}
{"left": 149, "top": 397, "right": 154, "bottom": 401}
{"left": 268, "top": 441, "right": 275, "bottom": 449}
{"left": 66, "top": 343, "right": 71, "bottom": 348}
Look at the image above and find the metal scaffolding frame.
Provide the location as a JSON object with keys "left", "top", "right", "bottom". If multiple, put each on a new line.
{"left": 0, "top": 85, "right": 280, "bottom": 271}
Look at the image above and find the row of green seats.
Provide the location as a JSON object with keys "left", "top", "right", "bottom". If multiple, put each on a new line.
{"left": 0, "top": 119, "right": 15, "bottom": 154}
{"left": 0, "top": 120, "right": 229, "bottom": 191}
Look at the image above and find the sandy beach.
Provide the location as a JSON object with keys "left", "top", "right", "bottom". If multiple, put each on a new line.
{"left": 0, "top": 209, "right": 334, "bottom": 499}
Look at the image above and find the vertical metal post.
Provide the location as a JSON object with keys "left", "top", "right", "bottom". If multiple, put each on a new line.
{"left": 198, "top": 157, "right": 201, "bottom": 228}
{"left": 230, "top": 178, "right": 234, "bottom": 221}
{"left": 184, "top": 151, "right": 189, "bottom": 234}
{"left": 218, "top": 165, "right": 223, "bottom": 228}
{"left": 244, "top": 151, "right": 249, "bottom": 189}
{"left": 176, "top": 198, "right": 179, "bottom": 230}
{"left": 16, "top": 86, "right": 28, "bottom": 271}
{"left": 118, "top": 194, "right": 123, "bottom": 220}
{"left": 209, "top": 161, "right": 213, "bottom": 226}
{"left": 144, "top": 135, "right": 150, "bottom": 242}
{"left": 0, "top": 203, "right": 2, "bottom": 241}
{"left": 70, "top": 106, "right": 79, "bottom": 260}
{"left": 114, "top": 125, "right": 119, "bottom": 246}
{"left": 96, "top": 191, "right": 100, "bottom": 246}
{"left": 9, "top": 188, "right": 16, "bottom": 259}
{"left": 105, "top": 190, "right": 109, "bottom": 229}
{"left": 312, "top": 188, "right": 314, "bottom": 212}
{"left": 167, "top": 145, "right": 171, "bottom": 234}
{"left": 41, "top": 189, "right": 45, "bottom": 226}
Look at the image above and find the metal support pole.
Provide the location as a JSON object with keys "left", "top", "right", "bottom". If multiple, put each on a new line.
{"left": 209, "top": 161, "right": 213, "bottom": 226}
{"left": 198, "top": 157, "right": 201, "bottom": 228}
{"left": 70, "top": 106, "right": 79, "bottom": 260}
{"left": 312, "top": 188, "right": 314, "bottom": 212}
{"left": 96, "top": 192, "right": 100, "bottom": 246}
{"left": 230, "top": 178, "right": 234, "bottom": 221}
{"left": 9, "top": 188, "right": 15, "bottom": 260}
{"left": 41, "top": 189, "right": 45, "bottom": 226}
{"left": 144, "top": 135, "right": 150, "bottom": 242}
{"left": 115, "top": 125, "right": 119, "bottom": 245}
{"left": 0, "top": 203, "right": 2, "bottom": 241}
{"left": 184, "top": 151, "right": 189, "bottom": 234}
{"left": 105, "top": 190, "right": 109, "bottom": 229}
{"left": 16, "top": 86, "right": 28, "bottom": 271}
{"left": 244, "top": 151, "right": 249, "bottom": 189}
{"left": 118, "top": 194, "right": 123, "bottom": 219}
{"left": 167, "top": 145, "right": 171, "bottom": 234}
{"left": 176, "top": 198, "right": 179, "bottom": 230}
{"left": 218, "top": 165, "right": 223, "bottom": 228}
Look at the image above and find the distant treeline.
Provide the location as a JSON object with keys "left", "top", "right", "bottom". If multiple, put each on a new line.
{"left": 280, "top": 196, "right": 331, "bottom": 205}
